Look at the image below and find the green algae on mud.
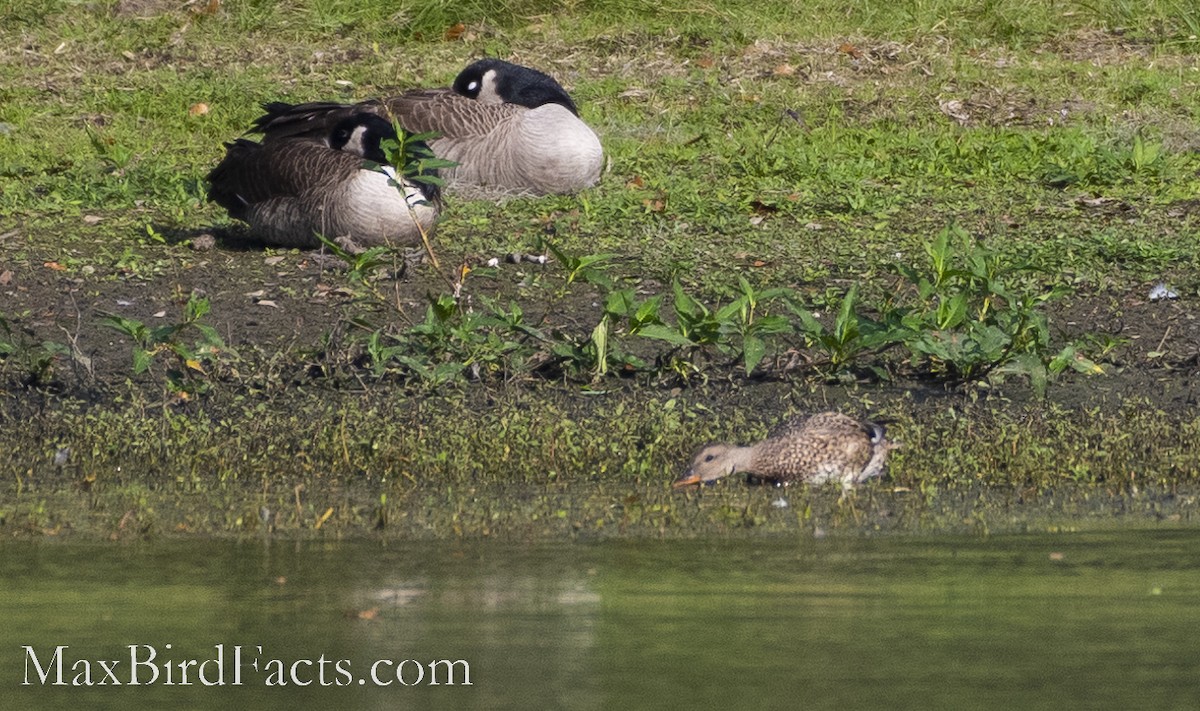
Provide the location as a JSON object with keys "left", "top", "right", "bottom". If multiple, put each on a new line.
{"left": 2, "top": 384, "right": 1197, "bottom": 540}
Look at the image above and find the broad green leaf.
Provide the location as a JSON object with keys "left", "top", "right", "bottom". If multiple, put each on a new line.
{"left": 742, "top": 335, "right": 765, "bottom": 375}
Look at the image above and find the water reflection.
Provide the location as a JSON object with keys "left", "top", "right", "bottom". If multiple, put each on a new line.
{"left": 3, "top": 531, "right": 1199, "bottom": 710}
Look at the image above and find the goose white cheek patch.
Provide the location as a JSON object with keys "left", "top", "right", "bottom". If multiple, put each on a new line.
{"left": 476, "top": 70, "right": 503, "bottom": 103}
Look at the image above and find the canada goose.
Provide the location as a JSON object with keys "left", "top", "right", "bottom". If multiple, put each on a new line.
{"left": 674, "top": 412, "right": 898, "bottom": 490}
{"left": 250, "top": 59, "right": 603, "bottom": 196}
{"left": 206, "top": 111, "right": 439, "bottom": 249}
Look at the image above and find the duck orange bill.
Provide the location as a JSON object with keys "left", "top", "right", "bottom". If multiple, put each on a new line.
{"left": 673, "top": 472, "right": 702, "bottom": 489}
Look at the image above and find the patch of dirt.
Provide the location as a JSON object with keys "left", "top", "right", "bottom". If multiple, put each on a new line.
{"left": 112, "top": 0, "right": 183, "bottom": 19}
{"left": 1041, "top": 29, "right": 1158, "bottom": 66}
{"left": 936, "top": 90, "right": 1094, "bottom": 128}
{"left": 1, "top": 221, "right": 1198, "bottom": 414}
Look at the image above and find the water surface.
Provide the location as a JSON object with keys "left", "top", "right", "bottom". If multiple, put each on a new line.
{"left": 4, "top": 530, "right": 1199, "bottom": 709}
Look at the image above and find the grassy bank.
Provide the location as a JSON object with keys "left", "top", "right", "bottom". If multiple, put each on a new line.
{"left": 1, "top": 0, "right": 1199, "bottom": 538}
{"left": 4, "top": 386, "right": 1199, "bottom": 539}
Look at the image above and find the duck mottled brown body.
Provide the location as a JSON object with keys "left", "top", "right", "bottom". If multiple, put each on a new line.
{"left": 675, "top": 412, "right": 896, "bottom": 490}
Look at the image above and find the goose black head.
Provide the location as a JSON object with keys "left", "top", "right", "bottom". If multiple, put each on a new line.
{"left": 452, "top": 58, "right": 580, "bottom": 116}
{"left": 329, "top": 113, "right": 395, "bottom": 164}
{"left": 329, "top": 113, "right": 441, "bottom": 204}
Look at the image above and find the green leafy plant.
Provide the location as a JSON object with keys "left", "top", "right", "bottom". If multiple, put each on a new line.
{"left": 0, "top": 312, "right": 71, "bottom": 387}
{"left": 100, "top": 295, "right": 232, "bottom": 396}
{"left": 788, "top": 284, "right": 895, "bottom": 377}
{"left": 377, "top": 123, "right": 457, "bottom": 201}
{"left": 636, "top": 278, "right": 793, "bottom": 378}
{"left": 360, "top": 293, "right": 550, "bottom": 387}
{"left": 550, "top": 288, "right": 655, "bottom": 379}
{"left": 544, "top": 240, "right": 617, "bottom": 291}
{"left": 886, "top": 225, "right": 1101, "bottom": 390}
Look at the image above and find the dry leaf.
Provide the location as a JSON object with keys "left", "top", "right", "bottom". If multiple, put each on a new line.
{"left": 191, "top": 0, "right": 221, "bottom": 16}
{"left": 626, "top": 175, "right": 645, "bottom": 189}
{"left": 244, "top": 289, "right": 266, "bottom": 298}
{"left": 43, "top": 261, "right": 65, "bottom": 271}
{"left": 314, "top": 506, "right": 334, "bottom": 529}
{"left": 642, "top": 198, "right": 665, "bottom": 212}
{"left": 153, "top": 310, "right": 167, "bottom": 318}
{"left": 444, "top": 22, "right": 466, "bottom": 41}
{"left": 264, "top": 255, "right": 285, "bottom": 266}
{"left": 773, "top": 63, "right": 796, "bottom": 76}
{"left": 696, "top": 57, "right": 715, "bottom": 69}
{"left": 838, "top": 42, "right": 862, "bottom": 59}
{"left": 256, "top": 299, "right": 278, "bottom": 308}
{"left": 122, "top": 50, "right": 136, "bottom": 61}
{"left": 0, "top": 270, "right": 12, "bottom": 286}
{"left": 82, "top": 214, "right": 102, "bottom": 224}
{"left": 188, "top": 102, "right": 209, "bottom": 116}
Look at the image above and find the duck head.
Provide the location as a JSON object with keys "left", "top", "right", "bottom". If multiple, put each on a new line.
{"left": 674, "top": 444, "right": 740, "bottom": 489}
{"left": 452, "top": 58, "right": 580, "bottom": 116}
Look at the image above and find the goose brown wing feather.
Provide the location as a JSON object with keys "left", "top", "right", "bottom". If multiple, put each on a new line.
{"left": 380, "top": 91, "right": 524, "bottom": 138}
{"left": 249, "top": 93, "right": 522, "bottom": 144}
{"left": 207, "top": 138, "right": 366, "bottom": 217}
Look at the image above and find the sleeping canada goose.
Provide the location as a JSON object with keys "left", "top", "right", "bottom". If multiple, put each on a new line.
{"left": 674, "top": 412, "right": 898, "bottom": 490}
{"left": 250, "top": 58, "right": 603, "bottom": 196}
{"left": 206, "top": 111, "right": 439, "bottom": 249}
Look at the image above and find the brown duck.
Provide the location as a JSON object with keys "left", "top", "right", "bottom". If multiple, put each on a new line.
{"left": 674, "top": 412, "right": 897, "bottom": 490}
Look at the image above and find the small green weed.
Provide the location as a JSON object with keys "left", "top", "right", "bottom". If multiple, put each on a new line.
{"left": 789, "top": 284, "right": 894, "bottom": 378}
{"left": 101, "top": 295, "right": 233, "bottom": 397}
{"left": 886, "top": 225, "right": 1102, "bottom": 390}
{"left": 0, "top": 312, "right": 71, "bottom": 388}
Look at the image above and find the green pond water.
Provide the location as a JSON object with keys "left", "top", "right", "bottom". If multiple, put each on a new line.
{"left": 3, "top": 530, "right": 1199, "bottom": 710}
